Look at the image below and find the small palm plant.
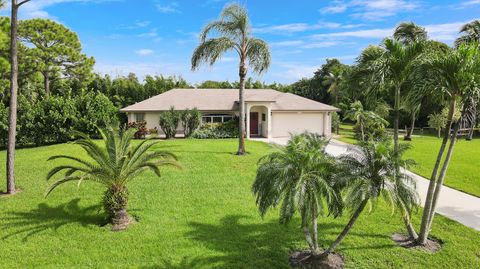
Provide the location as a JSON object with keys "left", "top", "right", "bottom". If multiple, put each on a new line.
{"left": 252, "top": 133, "right": 342, "bottom": 257}
{"left": 323, "top": 139, "right": 419, "bottom": 254}
{"left": 45, "top": 126, "right": 180, "bottom": 231}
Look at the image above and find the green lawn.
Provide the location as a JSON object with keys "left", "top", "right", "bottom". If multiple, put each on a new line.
{"left": 0, "top": 139, "right": 479, "bottom": 268}
{"left": 336, "top": 123, "right": 480, "bottom": 197}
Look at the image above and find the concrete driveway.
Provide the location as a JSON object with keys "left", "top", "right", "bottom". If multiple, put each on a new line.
{"left": 258, "top": 137, "right": 480, "bottom": 231}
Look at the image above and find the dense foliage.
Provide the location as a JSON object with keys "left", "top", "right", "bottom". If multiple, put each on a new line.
{"left": 159, "top": 107, "right": 180, "bottom": 139}
{"left": 180, "top": 108, "right": 202, "bottom": 138}
{"left": 192, "top": 121, "right": 239, "bottom": 139}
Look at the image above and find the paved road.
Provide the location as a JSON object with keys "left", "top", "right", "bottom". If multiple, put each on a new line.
{"left": 256, "top": 137, "right": 480, "bottom": 231}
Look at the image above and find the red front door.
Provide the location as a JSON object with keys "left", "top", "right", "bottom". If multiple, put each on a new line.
{"left": 250, "top": 112, "right": 259, "bottom": 136}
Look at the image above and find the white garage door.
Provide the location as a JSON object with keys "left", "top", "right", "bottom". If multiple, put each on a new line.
{"left": 271, "top": 112, "right": 325, "bottom": 138}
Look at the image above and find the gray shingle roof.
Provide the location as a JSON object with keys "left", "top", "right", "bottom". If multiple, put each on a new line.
{"left": 120, "top": 88, "right": 339, "bottom": 112}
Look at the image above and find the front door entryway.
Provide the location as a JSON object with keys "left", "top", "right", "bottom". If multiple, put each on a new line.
{"left": 250, "top": 112, "right": 259, "bottom": 136}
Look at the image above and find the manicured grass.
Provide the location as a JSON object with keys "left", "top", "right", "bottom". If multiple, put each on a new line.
{"left": 336, "top": 123, "right": 480, "bottom": 197}
{"left": 0, "top": 139, "right": 479, "bottom": 268}
{"left": 403, "top": 135, "right": 480, "bottom": 197}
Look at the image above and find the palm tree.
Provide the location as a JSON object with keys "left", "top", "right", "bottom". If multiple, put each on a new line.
{"left": 252, "top": 133, "right": 341, "bottom": 257}
{"left": 344, "top": 101, "right": 387, "bottom": 142}
{"left": 394, "top": 22, "right": 427, "bottom": 45}
{"left": 191, "top": 3, "right": 271, "bottom": 155}
{"left": 323, "top": 66, "right": 344, "bottom": 105}
{"left": 418, "top": 42, "right": 480, "bottom": 244}
{"left": 324, "top": 139, "right": 419, "bottom": 254}
{"left": 5, "top": 0, "right": 30, "bottom": 195}
{"left": 45, "top": 126, "right": 181, "bottom": 231}
{"left": 455, "top": 20, "right": 480, "bottom": 47}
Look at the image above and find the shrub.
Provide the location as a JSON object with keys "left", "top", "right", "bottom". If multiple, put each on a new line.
{"left": 159, "top": 106, "right": 180, "bottom": 139}
{"left": 192, "top": 120, "right": 239, "bottom": 139}
{"left": 127, "top": 121, "right": 148, "bottom": 139}
{"left": 73, "top": 91, "right": 119, "bottom": 137}
{"left": 353, "top": 114, "right": 388, "bottom": 141}
{"left": 181, "top": 108, "right": 202, "bottom": 137}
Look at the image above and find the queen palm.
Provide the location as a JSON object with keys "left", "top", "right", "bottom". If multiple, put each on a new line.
{"left": 191, "top": 3, "right": 270, "bottom": 155}
{"left": 324, "top": 139, "right": 419, "bottom": 254}
{"left": 455, "top": 20, "right": 480, "bottom": 47}
{"left": 45, "top": 126, "right": 180, "bottom": 231}
{"left": 418, "top": 42, "right": 480, "bottom": 244}
{"left": 252, "top": 133, "right": 341, "bottom": 257}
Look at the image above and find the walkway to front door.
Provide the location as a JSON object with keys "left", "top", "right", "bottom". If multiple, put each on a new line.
{"left": 249, "top": 112, "right": 259, "bottom": 136}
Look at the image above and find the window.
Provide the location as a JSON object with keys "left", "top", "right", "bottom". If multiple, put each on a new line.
{"left": 135, "top": 113, "right": 145, "bottom": 122}
{"left": 202, "top": 114, "right": 234, "bottom": 123}
{"left": 262, "top": 113, "right": 266, "bottom": 121}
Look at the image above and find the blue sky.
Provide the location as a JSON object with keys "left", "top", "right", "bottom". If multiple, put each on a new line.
{"left": 4, "top": 0, "right": 480, "bottom": 84}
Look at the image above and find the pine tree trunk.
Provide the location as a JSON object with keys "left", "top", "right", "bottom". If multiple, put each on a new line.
{"left": 325, "top": 199, "right": 368, "bottom": 254}
{"left": 43, "top": 72, "right": 50, "bottom": 96}
{"left": 426, "top": 119, "right": 461, "bottom": 233}
{"left": 6, "top": 1, "right": 20, "bottom": 195}
{"left": 418, "top": 98, "right": 456, "bottom": 244}
{"left": 236, "top": 59, "right": 246, "bottom": 155}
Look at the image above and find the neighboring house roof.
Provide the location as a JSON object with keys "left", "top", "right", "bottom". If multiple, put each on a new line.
{"left": 120, "top": 88, "right": 339, "bottom": 112}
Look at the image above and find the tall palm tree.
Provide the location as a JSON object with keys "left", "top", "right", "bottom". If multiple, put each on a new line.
{"left": 191, "top": 3, "right": 271, "bottom": 155}
{"left": 252, "top": 133, "right": 342, "bottom": 257}
{"left": 45, "top": 126, "right": 181, "bottom": 231}
{"left": 324, "top": 139, "right": 419, "bottom": 254}
{"left": 5, "top": 0, "right": 30, "bottom": 195}
{"left": 455, "top": 20, "right": 480, "bottom": 47}
{"left": 418, "top": 42, "right": 480, "bottom": 244}
{"left": 394, "top": 22, "right": 427, "bottom": 45}
{"left": 323, "top": 66, "right": 344, "bottom": 105}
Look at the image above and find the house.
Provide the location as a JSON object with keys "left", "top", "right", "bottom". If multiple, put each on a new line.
{"left": 120, "top": 88, "right": 339, "bottom": 139}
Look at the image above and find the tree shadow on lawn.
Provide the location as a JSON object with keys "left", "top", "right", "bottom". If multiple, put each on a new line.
{"left": 180, "top": 215, "right": 345, "bottom": 268}
{"left": 153, "top": 215, "right": 394, "bottom": 268}
{"left": 0, "top": 198, "right": 104, "bottom": 241}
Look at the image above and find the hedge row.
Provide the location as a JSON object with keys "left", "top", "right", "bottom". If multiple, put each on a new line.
{"left": 0, "top": 91, "right": 118, "bottom": 147}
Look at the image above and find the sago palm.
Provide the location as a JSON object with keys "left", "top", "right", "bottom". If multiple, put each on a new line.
{"left": 324, "top": 139, "right": 419, "bottom": 254}
{"left": 45, "top": 126, "right": 180, "bottom": 231}
{"left": 191, "top": 3, "right": 271, "bottom": 155}
{"left": 252, "top": 132, "right": 342, "bottom": 256}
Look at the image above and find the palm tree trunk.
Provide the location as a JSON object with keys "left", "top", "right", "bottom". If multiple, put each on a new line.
{"left": 426, "top": 118, "right": 461, "bottom": 233}
{"left": 302, "top": 217, "right": 315, "bottom": 251}
{"left": 325, "top": 199, "right": 368, "bottom": 254}
{"left": 403, "top": 213, "right": 418, "bottom": 240}
{"left": 418, "top": 98, "right": 456, "bottom": 244}
{"left": 437, "top": 128, "right": 441, "bottom": 138}
{"left": 360, "top": 120, "right": 365, "bottom": 142}
{"left": 393, "top": 86, "right": 400, "bottom": 154}
{"left": 6, "top": 1, "right": 20, "bottom": 194}
{"left": 104, "top": 185, "right": 131, "bottom": 231}
{"left": 236, "top": 61, "right": 246, "bottom": 155}
{"left": 312, "top": 207, "right": 319, "bottom": 254}
{"left": 404, "top": 112, "right": 415, "bottom": 141}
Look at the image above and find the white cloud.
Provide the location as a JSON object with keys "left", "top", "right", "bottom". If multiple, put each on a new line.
{"left": 461, "top": 0, "right": 480, "bottom": 6}
{"left": 308, "top": 21, "right": 467, "bottom": 44}
{"left": 253, "top": 21, "right": 363, "bottom": 34}
{"left": 320, "top": 0, "right": 420, "bottom": 21}
{"left": 156, "top": 1, "right": 181, "bottom": 13}
{"left": 10, "top": 0, "right": 120, "bottom": 19}
{"left": 137, "top": 29, "right": 158, "bottom": 38}
{"left": 135, "top": 49, "right": 154, "bottom": 56}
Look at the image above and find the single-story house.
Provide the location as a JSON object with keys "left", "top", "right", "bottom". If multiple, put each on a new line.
{"left": 120, "top": 88, "right": 339, "bottom": 139}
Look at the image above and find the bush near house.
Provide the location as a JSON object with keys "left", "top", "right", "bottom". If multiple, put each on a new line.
{"left": 127, "top": 121, "right": 148, "bottom": 139}
{"left": 181, "top": 108, "right": 202, "bottom": 137}
{"left": 159, "top": 106, "right": 180, "bottom": 139}
{"left": 192, "top": 120, "right": 239, "bottom": 139}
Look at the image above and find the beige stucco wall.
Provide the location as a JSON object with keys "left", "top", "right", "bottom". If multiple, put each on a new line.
{"left": 271, "top": 111, "right": 328, "bottom": 138}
